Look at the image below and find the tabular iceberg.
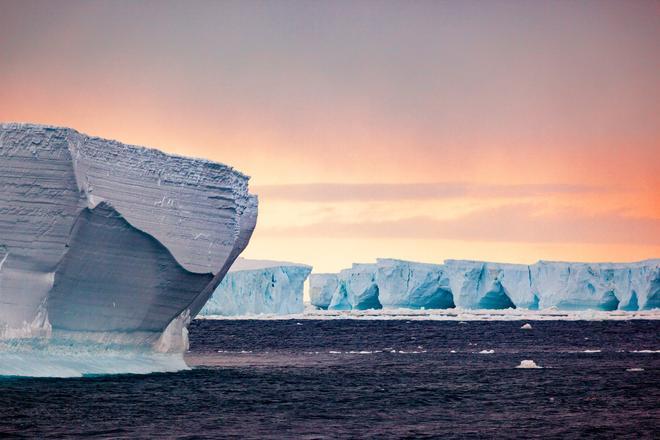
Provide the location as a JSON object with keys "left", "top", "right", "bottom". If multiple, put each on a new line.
{"left": 311, "top": 258, "right": 660, "bottom": 311}
{"left": 0, "top": 123, "right": 257, "bottom": 376}
{"left": 198, "top": 258, "right": 312, "bottom": 316}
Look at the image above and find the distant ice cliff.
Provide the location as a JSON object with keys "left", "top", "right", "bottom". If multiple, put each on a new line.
{"left": 310, "top": 259, "right": 660, "bottom": 311}
{"left": 198, "top": 258, "right": 312, "bottom": 316}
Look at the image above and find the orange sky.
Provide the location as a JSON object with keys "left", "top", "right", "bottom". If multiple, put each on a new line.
{"left": 1, "top": 1, "right": 658, "bottom": 272}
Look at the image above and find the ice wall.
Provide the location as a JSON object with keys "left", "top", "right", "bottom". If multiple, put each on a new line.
{"left": 0, "top": 123, "right": 257, "bottom": 375}
{"left": 328, "top": 264, "right": 381, "bottom": 310}
{"left": 198, "top": 259, "right": 312, "bottom": 316}
{"left": 378, "top": 259, "right": 455, "bottom": 309}
{"left": 530, "top": 261, "right": 659, "bottom": 311}
{"left": 309, "top": 274, "right": 338, "bottom": 309}
{"left": 312, "top": 258, "right": 660, "bottom": 311}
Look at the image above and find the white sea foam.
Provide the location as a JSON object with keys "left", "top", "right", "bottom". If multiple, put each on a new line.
{"left": 625, "top": 368, "right": 645, "bottom": 372}
{"left": 479, "top": 349, "right": 495, "bottom": 354}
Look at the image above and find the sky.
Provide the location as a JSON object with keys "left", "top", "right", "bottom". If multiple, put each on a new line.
{"left": 1, "top": 0, "right": 658, "bottom": 272}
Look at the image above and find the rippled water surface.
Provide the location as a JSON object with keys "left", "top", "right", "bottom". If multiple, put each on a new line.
{"left": 1, "top": 320, "right": 659, "bottom": 438}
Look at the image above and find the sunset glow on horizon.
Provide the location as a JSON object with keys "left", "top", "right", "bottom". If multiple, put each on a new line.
{"left": 1, "top": 0, "right": 658, "bottom": 272}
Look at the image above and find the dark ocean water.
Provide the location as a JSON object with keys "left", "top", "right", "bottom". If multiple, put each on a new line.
{"left": 1, "top": 319, "right": 659, "bottom": 439}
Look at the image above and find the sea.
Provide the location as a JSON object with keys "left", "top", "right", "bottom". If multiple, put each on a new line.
{"left": 1, "top": 319, "right": 658, "bottom": 439}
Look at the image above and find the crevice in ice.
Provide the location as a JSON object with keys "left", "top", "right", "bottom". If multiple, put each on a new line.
{"left": 643, "top": 279, "right": 660, "bottom": 310}
{"left": 621, "top": 291, "right": 639, "bottom": 311}
{"left": 599, "top": 290, "right": 620, "bottom": 311}
{"left": 477, "top": 282, "right": 516, "bottom": 309}
{"left": 528, "top": 294, "right": 540, "bottom": 311}
{"left": 329, "top": 284, "right": 351, "bottom": 310}
{"left": 354, "top": 285, "right": 382, "bottom": 310}
{"left": 423, "top": 287, "right": 456, "bottom": 309}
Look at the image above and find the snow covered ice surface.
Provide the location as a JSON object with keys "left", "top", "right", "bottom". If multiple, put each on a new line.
{"left": 0, "top": 123, "right": 257, "bottom": 377}
{"left": 198, "top": 258, "right": 312, "bottom": 316}
{"left": 308, "top": 258, "right": 660, "bottom": 312}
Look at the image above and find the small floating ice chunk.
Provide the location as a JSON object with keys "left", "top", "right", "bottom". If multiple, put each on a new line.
{"left": 520, "top": 323, "right": 533, "bottom": 330}
{"left": 479, "top": 349, "right": 495, "bottom": 354}
{"left": 583, "top": 349, "right": 601, "bottom": 353}
{"left": 450, "top": 350, "right": 457, "bottom": 353}
{"left": 516, "top": 360, "right": 541, "bottom": 369}
{"left": 625, "top": 368, "right": 645, "bottom": 372}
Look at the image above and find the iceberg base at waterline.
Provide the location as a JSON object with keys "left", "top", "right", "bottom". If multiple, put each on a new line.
{"left": 0, "top": 338, "right": 188, "bottom": 378}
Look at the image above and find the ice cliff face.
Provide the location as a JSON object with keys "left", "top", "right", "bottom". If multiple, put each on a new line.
{"left": 327, "top": 264, "right": 381, "bottom": 310}
{"left": 378, "top": 259, "right": 455, "bottom": 309}
{"left": 530, "top": 261, "right": 659, "bottom": 311}
{"left": 198, "top": 258, "right": 312, "bottom": 316}
{"left": 312, "top": 259, "right": 660, "bottom": 311}
{"left": 0, "top": 123, "right": 257, "bottom": 375}
{"left": 309, "top": 274, "right": 338, "bottom": 310}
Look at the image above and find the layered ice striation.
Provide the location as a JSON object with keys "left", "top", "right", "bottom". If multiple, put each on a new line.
{"left": 0, "top": 123, "right": 257, "bottom": 376}
{"left": 310, "top": 258, "right": 660, "bottom": 312}
{"left": 198, "top": 258, "right": 312, "bottom": 316}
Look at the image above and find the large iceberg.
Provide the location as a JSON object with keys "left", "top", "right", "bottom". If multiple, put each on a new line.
{"left": 311, "top": 258, "right": 660, "bottom": 312}
{"left": 0, "top": 123, "right": 257, "bottom": 376}
{"left": 198, "top": 258, "right": 312, "bottom": 316}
